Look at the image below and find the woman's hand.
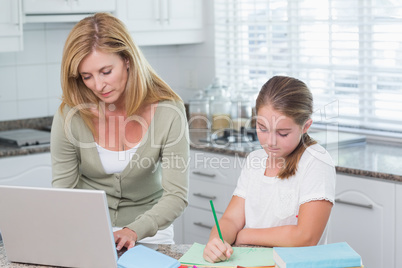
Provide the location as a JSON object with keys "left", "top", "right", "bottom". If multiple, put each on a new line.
{"left": 203, "top": 237, "right": 233, "bottom": 263}
{"left": 113, "top": 227, "right": 138, "bottom": 250}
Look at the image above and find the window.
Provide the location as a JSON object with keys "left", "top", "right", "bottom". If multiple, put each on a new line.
{"left": 215, "top": 0, "right": 402, "bottom": 133}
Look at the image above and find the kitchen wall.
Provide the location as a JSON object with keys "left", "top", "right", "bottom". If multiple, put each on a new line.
{"left": 0, "top": 0, "right": 215, "bottom": 122}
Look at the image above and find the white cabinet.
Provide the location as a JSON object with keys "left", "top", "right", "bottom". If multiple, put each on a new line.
{"left": 396, "top": 184, "right": 402, "bottom": 268}
{"left": 0, "top": 153, "right": 52, "bottom": 188}
{"left": 182, "top": 150, "right": 242, "bottom": 244}
{"left": 23, "top": 0, "right": 115, "bottom": 14}
{"left": 23, "top": 0, "right": 116, "bottom": 23}
{"left": 327, "top": 174, "right": 395, "bottom": 268}
{"left": 116, "top": 0, "right": 203, "bottom": 46}
{"left": 0, "top": 0, "right": 23, "bottom": 52}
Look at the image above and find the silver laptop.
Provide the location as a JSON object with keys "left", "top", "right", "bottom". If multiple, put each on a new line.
{"left": 0, "top": 185, "right": 118, "bottom": 268}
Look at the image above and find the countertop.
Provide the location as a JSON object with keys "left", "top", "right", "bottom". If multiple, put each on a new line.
{"left": 190, "top": 133, "right": 402, "bottom": 183}
{"left": 1, "top": 117, "right": 402, "bottom": 183}
{"left": 0, "top": 239, "right": 192, "bottom": 267}
{"left": 2, "top": 240, "right": 239, "bottom": 268}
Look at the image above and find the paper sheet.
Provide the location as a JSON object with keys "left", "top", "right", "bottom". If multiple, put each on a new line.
{"left": 179, "top": 243, "right": 274, "bottom": 267}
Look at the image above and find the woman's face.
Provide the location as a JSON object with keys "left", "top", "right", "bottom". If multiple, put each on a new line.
{"left": 256, "top": 105, "right": 311, "bottom": 159}
{"left": 78, "top": 49, "right": 129, "bottom": 105}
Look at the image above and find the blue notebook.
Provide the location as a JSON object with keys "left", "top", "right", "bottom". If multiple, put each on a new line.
{"left": 273, "top": 242, "right": 362, "bottom": 268}
{"left": 117, "top": 245, "right": 180, "bottom": 268}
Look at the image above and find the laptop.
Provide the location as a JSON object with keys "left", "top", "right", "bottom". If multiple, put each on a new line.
{"left": 0, "top": 185, "right": 119, "bottom": 268}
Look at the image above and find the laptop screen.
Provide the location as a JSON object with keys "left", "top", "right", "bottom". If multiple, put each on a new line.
{"left": 0, "top": 185, "right": 118, "bottom": 268}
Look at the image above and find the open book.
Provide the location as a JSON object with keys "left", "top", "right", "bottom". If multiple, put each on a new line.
{"left": 178, "top": 243, "right": 275, "bottom": 267}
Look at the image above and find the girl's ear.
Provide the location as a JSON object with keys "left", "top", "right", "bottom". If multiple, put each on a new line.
{"left": 302, "top": 119, "right": 313, "bottom": 133}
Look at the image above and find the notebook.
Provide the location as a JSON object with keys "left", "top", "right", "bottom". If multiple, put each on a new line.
{"left": 273, "top": 242, "right": 362, "bottom": 268}
{"left": 0, "top": 185, "right": 181, "bottom": 268}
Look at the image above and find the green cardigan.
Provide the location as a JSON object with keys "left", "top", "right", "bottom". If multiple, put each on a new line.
{"left": 51, "top": 100, "right": 189, "bottom": 241}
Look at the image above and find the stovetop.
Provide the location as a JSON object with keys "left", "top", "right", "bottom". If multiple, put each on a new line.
{"left": 0, "top": 128, "right": 51, "bottom": 147}
{"left": 194, "top": 127, "right": 366, "bottom": 153}
{"left": 195, "top": 127, "right": 261, "bottom": 152}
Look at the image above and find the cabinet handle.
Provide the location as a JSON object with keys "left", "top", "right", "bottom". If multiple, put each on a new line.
{"left": 193, "top": 222, "right": 214, "bottom": 229}
{"left": 156, "top": 0, "right": 162, "bottom": 23}
{"left": 165, "top": 0, "right": 170, "bottom": 24}
{"left": 192, "top": 171, "right": 216, "bottom": 178}
{"left": 335, "top": 198, "right": 373, "bottom": 209}
{"left": 193, "top": 193, "right": 217, "bottom": 200}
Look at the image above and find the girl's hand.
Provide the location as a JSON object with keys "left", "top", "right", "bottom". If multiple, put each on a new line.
{"left": 203, "top": 237, "right": 234, "bottom": 263}
{"left": 113, "top": 227, "right": 138, "bottom": 251}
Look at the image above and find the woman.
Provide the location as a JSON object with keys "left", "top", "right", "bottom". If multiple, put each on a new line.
{"left": 203, "top": 76, "right": 336, "bottom": 263}
{"left": 51, "top": 13, "right": 189, "bottom": 251}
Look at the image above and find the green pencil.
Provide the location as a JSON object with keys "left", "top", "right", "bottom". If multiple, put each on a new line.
{"left": 210, "top": 199, "right": 224, "bottom": 242}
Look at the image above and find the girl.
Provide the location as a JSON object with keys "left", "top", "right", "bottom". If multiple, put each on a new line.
{"left": 203, "top": 76, "right": 336, "bottom": 263}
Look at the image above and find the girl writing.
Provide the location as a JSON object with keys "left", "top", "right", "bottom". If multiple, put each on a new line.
{"left": 203, "top": 76, "right": 336, "bottom": 263}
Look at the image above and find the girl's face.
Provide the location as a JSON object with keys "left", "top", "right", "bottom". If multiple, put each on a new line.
{"left": 256, "top": 105, "right": 312, "bottom": 159}
{"left": 78, "top": 49, "right": 129, "bottom": 105}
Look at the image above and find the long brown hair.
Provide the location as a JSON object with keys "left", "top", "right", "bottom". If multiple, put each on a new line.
{"left": 255, "top": 76, "right": 317, "bottom": 179}
{"left": 60, "top": 12, "right": 181, "bottom": 133}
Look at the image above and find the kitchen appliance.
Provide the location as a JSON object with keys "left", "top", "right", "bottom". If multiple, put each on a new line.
{"left": 197, "top": 127, "right": 366, "bottom": 153}
{"left": 212, "top": 127, "right": 258, "bottom": 145}
{"left": 197, "top": 127, "right": 261, "bottom": 152}
{"left": 0, "top": 128, "right": 50, "bottom": 147}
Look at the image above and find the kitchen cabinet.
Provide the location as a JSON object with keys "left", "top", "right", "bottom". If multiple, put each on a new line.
{"left": 183, "top": 150, "right": 242, "bottom": 244}
{"left": 173, "top": 214, "right": 184, "bottom": 244}
{"left": 0, "top": 153, "right": 52, "bottom": 188}
{"left": 396, "top": 184, "right": 402, "bottom": 268}
{"left": 116, "top": 0, "right": 203, "bottom": 46}
{"left": 23, "top": 0, "right": 116, "bottom": 23}
{"left": 327, "top": 174, "right": 395, "bottom": 268}
{"left": 0, "top": 0, "right": 23, "bottom": 52}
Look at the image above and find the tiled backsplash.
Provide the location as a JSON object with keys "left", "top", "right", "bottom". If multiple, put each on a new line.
{"left": 0, "top": 23, "right": 70, "bottom": 121}
{"left": 0, "top": 0, "right": 215, "bottom": 122}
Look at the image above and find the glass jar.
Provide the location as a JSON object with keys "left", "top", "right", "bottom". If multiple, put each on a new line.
{"left": 210, "top": 92, "right": 231, "bottom": 132}
{"left": 204, "top": 77, "right": 232, "bottom": 133}
{"left": 189, "top": 91, "right": 209, "bottom": 130}
{"left": 230, "top": 92, "right": 253, "bottom": 131}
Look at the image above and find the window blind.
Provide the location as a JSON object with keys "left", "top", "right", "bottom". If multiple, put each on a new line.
{"left": 215, "top": 0, "right": 402, "bottom": 133}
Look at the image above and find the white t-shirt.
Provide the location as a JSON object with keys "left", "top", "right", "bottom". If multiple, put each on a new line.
{"left": 233, "top": 144, "right": 336, "bottom": 245}
{"left": 95, "top": 143, "right": 140, "bottom": 174}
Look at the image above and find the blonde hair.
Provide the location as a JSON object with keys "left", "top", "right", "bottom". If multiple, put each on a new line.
{"left": 60, "top": 12, "right": 181, "bottom": 132}
{"left": 255, "top": 76, "right": 317, "bottom": 179}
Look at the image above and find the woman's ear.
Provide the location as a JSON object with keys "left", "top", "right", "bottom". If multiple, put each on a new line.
{"left": 303, "top": 119, "right": 313, "bottom": 134}
{"left": 125, "top": 58, "right": 130, "bottom": 70}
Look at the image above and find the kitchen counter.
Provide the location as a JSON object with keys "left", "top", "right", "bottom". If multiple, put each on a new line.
{"left": 190, "top": 139, "right": 402, "bottom": 183}
{"left": 0, "top": 144, "right": 50, "bottom": 158}
{"left": 1, "top": 116, "right": 402, "bottom": 183}
{"left": 0, "top": 240, "right": 199, "bottom": 268}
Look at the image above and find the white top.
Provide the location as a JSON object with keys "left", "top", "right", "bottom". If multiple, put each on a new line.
{"left": 96, "top": 143, "right": 140, "bottom": 174}
{"left": 233, "top": 144, "right": 336, "bottom": 245}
